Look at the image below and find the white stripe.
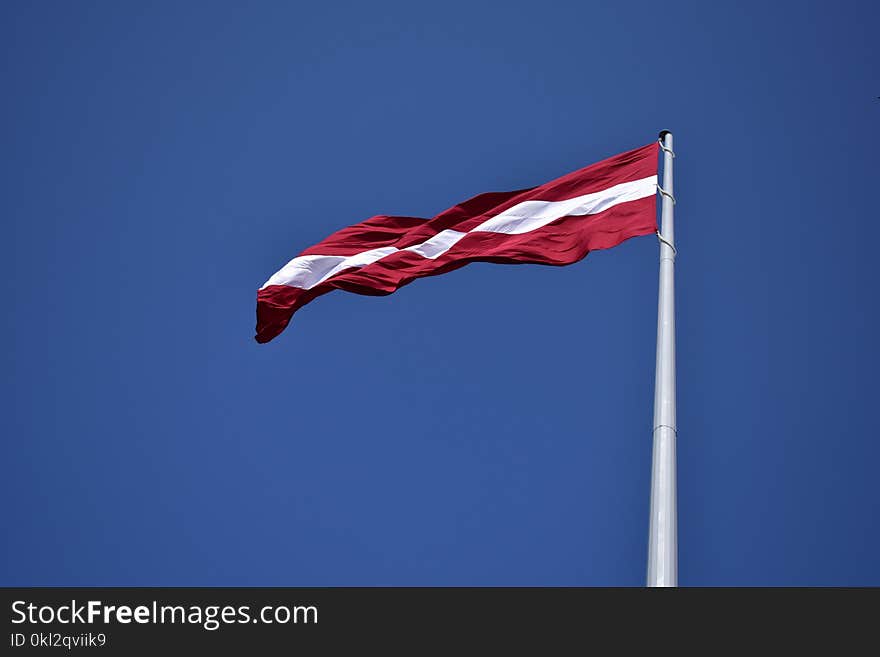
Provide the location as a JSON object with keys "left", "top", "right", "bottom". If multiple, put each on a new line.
{"left": 263, "top": 247, "right": 396, "bottom": 290}
{"left": 472, "top": 176, "right": 657, "bottom": 235}
{"left": 403, "top": 229, "right": 466, "bottom": 259}
{"left": 261, "top": 175, "right": 656, "bottom": 290}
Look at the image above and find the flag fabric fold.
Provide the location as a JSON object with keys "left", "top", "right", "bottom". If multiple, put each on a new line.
{"left": 256, "top": 142, "right": 659, "bottom": 343}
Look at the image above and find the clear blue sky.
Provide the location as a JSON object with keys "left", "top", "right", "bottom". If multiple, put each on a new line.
{"left": 2, "top": 1, "right": 877, "bottom": 586}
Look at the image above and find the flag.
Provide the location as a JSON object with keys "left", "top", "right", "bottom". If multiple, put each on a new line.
{"left": 256, "top": 141, "right": 659, "bottom": 343}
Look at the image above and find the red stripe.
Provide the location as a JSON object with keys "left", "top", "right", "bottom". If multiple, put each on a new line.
{"left": 298, "top": 215, "right": 426, "bottom": 257}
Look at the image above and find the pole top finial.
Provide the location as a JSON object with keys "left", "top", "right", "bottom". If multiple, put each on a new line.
{"left": 658, "top": 129, "right": 672, "bottom": 141}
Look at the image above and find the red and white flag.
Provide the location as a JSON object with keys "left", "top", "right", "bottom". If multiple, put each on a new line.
{"left": 256, "top": 142, "right": 659, "bottom": 343}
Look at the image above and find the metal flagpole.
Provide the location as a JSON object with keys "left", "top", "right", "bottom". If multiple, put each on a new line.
{"left": 647, "top": 130, "right": 677, "bottom": 587}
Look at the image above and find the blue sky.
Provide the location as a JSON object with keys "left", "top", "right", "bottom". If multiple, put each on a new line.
{"left": 2, "top": 0, "right": 877, "bottom": 585}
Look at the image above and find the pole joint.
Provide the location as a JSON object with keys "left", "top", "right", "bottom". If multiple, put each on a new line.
{"left": 652, "top": 423, "right": 678, "bottom": 435}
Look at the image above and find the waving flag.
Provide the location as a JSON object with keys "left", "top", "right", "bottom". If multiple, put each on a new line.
{"left": 256, "top": 141, "right": 659, "bottom": 343}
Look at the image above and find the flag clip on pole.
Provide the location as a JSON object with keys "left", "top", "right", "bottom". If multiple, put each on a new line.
{"left": 647, "top": 130, "right": 677, "bottom": 587}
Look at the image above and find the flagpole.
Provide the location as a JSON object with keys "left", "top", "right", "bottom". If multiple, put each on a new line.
{"left": 647, "top": 130, "right": 677, "bottom": 587}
